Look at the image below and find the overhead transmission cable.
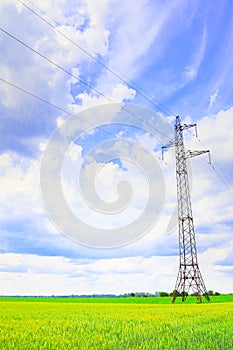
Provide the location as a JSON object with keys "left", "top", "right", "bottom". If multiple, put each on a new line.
{"left": 197, "top": 136, "right": 233, "bottom": 194}
{"left": 15, "top": 0, "right": 172, "bottom": 117}
{"left": 0, "top": 26, "right": 171, "bottom": 142}
{"left": 0, "top": 77, "right": 172, "bottom": 157}
{"left": 0, "top": 78, "right": 117, "bottom": 139}
{"left": 2, "top": 3, "right": 231, "bottom": 194}
{"left": 1, "top": 23, "right": 230, "bottom": 194}
{"left": 185, "top": 124, "right": 233, "bottom": 194}
{"left": 0, "top": 76, "right": 170, "bottom": 149}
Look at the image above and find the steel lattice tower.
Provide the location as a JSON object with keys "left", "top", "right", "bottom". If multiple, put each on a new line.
{"left": 163, "top": 116, "right": 210, "bottom": 303}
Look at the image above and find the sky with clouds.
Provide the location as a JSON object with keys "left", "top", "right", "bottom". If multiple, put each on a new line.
{"left": 0, "top": 0, "right": 233, "bottom": 295}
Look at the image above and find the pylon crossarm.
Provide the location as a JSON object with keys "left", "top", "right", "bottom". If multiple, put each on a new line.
{"left": 180, "top": 123, "right": 197, "bottom": 132}
{"left": 161, "top": 140, "right": 175, "bottom": 160}
{"left": 186, "top": 150, "right": 210, "bottom": 160}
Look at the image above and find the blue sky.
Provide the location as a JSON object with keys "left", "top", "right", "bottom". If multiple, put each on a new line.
{"left": 0, "top": 0, "right": 232, "bottom": 295}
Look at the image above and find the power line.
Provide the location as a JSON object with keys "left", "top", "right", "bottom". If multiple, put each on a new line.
{"left": 199, "top": 152, "right": 233, "bottom": 195}
{"left": 6, "top": 1, "right": 232, "bottom": 192}
{"left": 0, "top": 27, "right": 107, "bottom": 99}
{"left": 15, "top": 0, "right": 172, "bottom": 117}
{"left": 0, "top": 77, "right": 173, "bottom": 154}
{"left": 211, "top": 160, "right": 233, "bottom": 189}
{"left": 0, "top": 26, "right": 172, "bottom": 141}
{"left": 211, "top": 165, "right": 233, "bottom": 194}
{"left": 176, "top": 120, "right": 233, "bottom": 195}
{"left": 196, "top": 136, "right": 233, "bottom": 193}
{"left": 0, "top": 78, "right": 112, "bottom": 139}
{"left": 185, "top": 126, "right": 233, "bottom": 194}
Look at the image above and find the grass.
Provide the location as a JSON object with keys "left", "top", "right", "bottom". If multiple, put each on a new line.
{"left": 0, "top": 297, "right": 232, "bottom": 349}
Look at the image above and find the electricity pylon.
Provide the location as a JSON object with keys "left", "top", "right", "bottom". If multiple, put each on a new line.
{"left": 162, "top": 116, "right": 210, "bottom": 303}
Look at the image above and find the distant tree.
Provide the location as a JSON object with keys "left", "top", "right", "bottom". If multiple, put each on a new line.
{"left": 208, "top": 290, "right": 214, "bottom": 296}
{"left": 214, "top": 292, "right": 221, "bottom": 296}
{"left": 172, "top": 290, "right": 180, "bottom": 297}
{"left": 130, "top": 292, "right": 135, "bottom": 297}
{"left": 159, "top": 292, "right": 169, "bottom": 297}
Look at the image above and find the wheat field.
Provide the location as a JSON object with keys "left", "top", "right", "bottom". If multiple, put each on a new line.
{"left": 0, "top": 299, "right": 232, "bottom": 349}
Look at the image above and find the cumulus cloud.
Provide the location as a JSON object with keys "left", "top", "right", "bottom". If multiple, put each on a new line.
{"left": 194, "top": 107, "right": 233, "bottom": 163}
{"left": 0, "top": 0, "right": 119, "bottom": 155}
{"left": 0, "top": 249, "right": 231, "bottom": 295}
{"left": 1, "top": 106, "right": 232, "bottom": 293}
{"left": 0, "top": 253, "right": 177, "bottom": 295}
{"left": 0, "top": 152, "right": 42, "bottom": 220}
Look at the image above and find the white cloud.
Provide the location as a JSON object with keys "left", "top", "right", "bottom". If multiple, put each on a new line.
{"left": 199, "top": 246, "right": 233, "bottom": 292}
{"left": 0, "top": 0, "right": 122, "bottom": 145}
{"left": 0, "top": 152, "right": 42, "bottom": 220}
{"left": 184, "top": 24, "right": 207, "bottom": 80}
{"left": 59, "top": 132, "right": 159, "bottom": 232}
{"left": 111, "top": 83, "right": 136, "bottom": 102}
{"left": 0, "top": 253, "right": 176, "bottom": 295}
{"left": 0, "top": 249, "right": 232, "bottom": 295}
{"left": 208, "top": 89, "right": 219, "bottom": 109}
{"left": 83, "top": 0, "right": 110, "bottom": 56}
{"left": 196, "top": 107, "right": 233, "bottom": 163}
{"left": 75, "top": 83, "right": 136, "bottom": 108}
{"left": 0, "top": 134, "right": 232, "bottom": 294}
{"left": 94, "top": 0, "right": 182, "bottom": 95}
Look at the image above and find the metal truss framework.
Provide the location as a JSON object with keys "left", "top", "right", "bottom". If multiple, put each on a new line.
{"left": 162, "top": 116, "right": 210, "bottom": 303}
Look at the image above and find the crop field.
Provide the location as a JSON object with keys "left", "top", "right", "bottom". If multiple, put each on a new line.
{"left": 0, "top": 297, "right": 232, "bottom": 349}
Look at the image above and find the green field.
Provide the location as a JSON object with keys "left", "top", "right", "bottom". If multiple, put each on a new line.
{"left": 0, "top": 297, "right": 232, "bottom": 349}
